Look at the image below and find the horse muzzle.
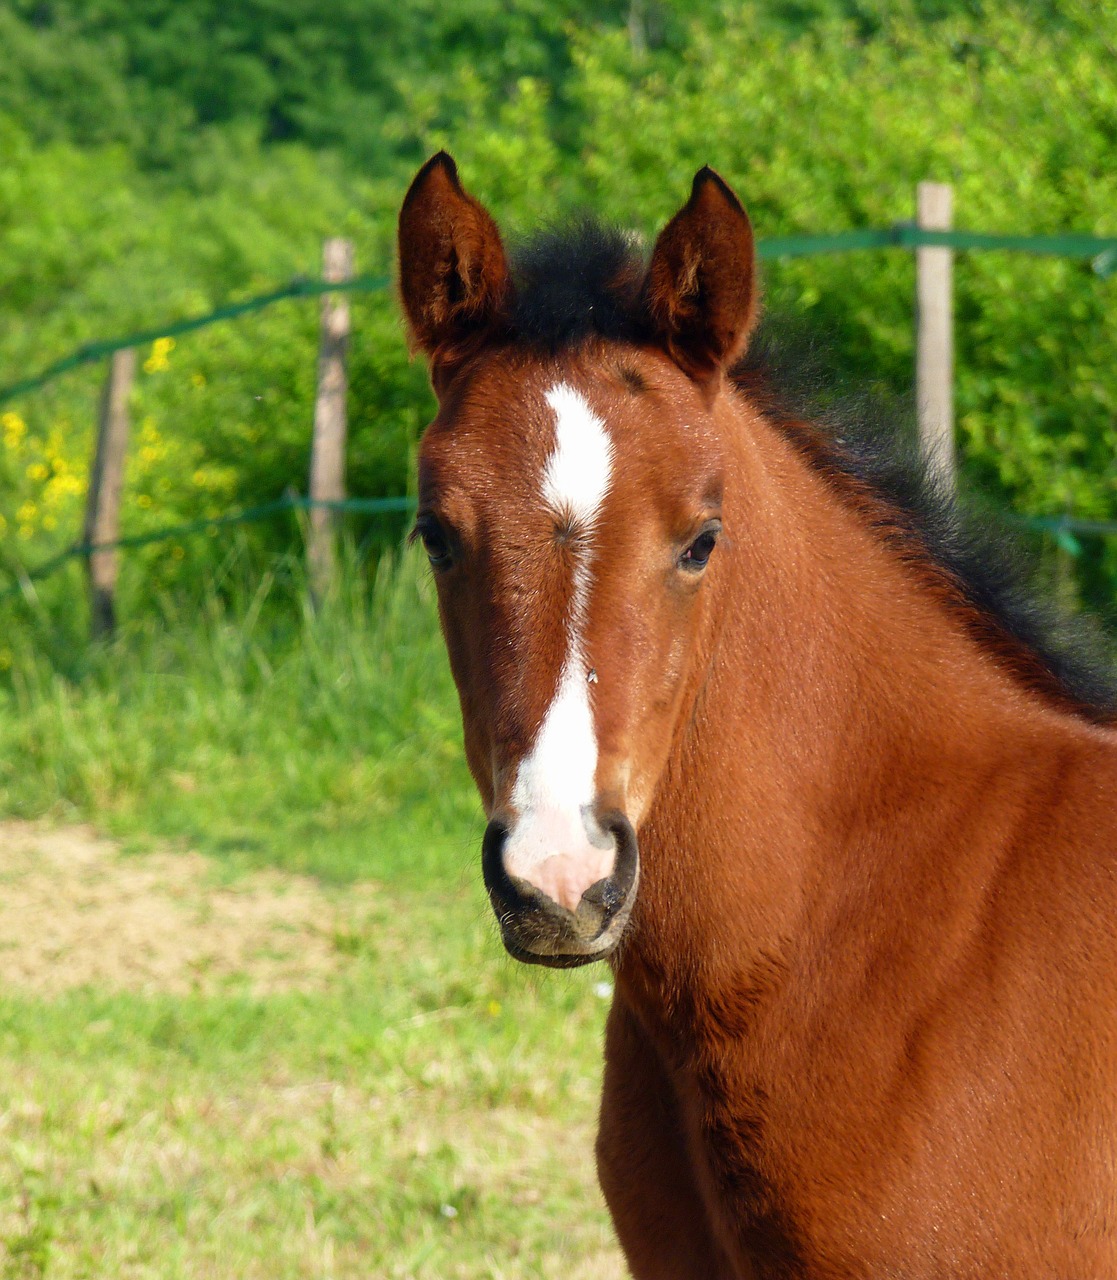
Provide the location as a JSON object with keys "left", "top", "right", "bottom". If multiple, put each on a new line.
{"left": 481, "top": 810, "right": 639, "bottom": 968}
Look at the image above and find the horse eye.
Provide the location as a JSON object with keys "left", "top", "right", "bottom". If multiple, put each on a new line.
{"left": 414, "top": 518, "right": 453, "bottom": 570}
{"left": 680, "top": 525, "right": 720, "bottom": 572}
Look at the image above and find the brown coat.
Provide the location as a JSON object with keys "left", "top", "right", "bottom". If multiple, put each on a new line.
{"left": 399, "top": 152, "right": 1117, "bottom": 1278}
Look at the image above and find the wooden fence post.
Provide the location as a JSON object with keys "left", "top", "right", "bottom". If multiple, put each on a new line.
{"left": 84, "top": 347, "right": 136, "bottom": 638}
{"left": 307, "top": 237, "right": 354, "bottom": 602}
{"left": 628, "top": 0, "right": 647, "bottom": 58}
{"left": 915, "top": 181, "right": 955, "bottom": 491}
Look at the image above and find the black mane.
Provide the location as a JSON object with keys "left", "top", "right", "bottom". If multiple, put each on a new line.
{"left": 509, "top": 221, "right": 649, "bottom": 349}
{"left": 507, "top": 220, "right": 1117, "bottom": 721}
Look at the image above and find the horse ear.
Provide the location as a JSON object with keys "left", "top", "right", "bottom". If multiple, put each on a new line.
{"left": 397, "top": 152, "right": 511, "bottom": 377}
{"left": 644, "top": 167, "right": 758, "bottom": 379}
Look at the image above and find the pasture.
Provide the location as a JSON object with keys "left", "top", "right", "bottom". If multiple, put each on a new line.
{"left": 2, "top": 6, "right": 1114, "bottom": 1272}
{"left": 0, "top": 556, "right": 622, "bottom": 1278}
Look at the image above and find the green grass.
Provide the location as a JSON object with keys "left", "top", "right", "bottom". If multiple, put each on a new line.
{"left": 0, "top": 880, "right": 621, "bottom": 1278}
{"left": 0, "top": 549, "right": 626, "bottom": 1276}
{"left": 0, "top": 543, "right": 480, "bottom": 884}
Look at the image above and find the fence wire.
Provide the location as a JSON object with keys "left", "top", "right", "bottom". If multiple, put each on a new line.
{"left": 3, "top": 226, "right": 1115, "bottom": 409}
{"left": 3, "top": 221, "right": 1116, "bottom": 600}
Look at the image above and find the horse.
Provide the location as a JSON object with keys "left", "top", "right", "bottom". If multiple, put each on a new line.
{"left": 396, "top": 151, "right": 1117, "bottom": 1278}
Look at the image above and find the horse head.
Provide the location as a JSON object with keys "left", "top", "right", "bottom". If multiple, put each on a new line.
{"left": 398, "top": 152, "right": 757, "bottom": 967}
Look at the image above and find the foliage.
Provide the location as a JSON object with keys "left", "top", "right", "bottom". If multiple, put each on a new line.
{"left": 0, "top": 0, "right": 1107, "bottom": 182}
{"left": 0, "top": 0, "right": 1114, "bottom": 616}
{"left": 0, "top": 1, "right": 1092, "bottom": 169}
{"left": 0, "top": 121, "right": 430, "bottom": 587}
{"left": 0, "top": 0, "right": 633, "bottom": 169}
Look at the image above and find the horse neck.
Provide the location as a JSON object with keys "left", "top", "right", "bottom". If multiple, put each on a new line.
{"left": 622, "top": 386, "right": 1093, "bottom": 1030}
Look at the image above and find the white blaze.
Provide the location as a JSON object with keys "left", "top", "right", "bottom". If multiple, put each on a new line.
{"left": 541, "top": 382, "right": 614, "bottom": 527}
{"left": 504, "top": 383, "right": 615, "bottom": 911}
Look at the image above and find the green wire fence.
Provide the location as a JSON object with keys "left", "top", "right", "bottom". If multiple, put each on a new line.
{"left": 0, "top": 275, "right": 389, "bottom": 408}
{"left": 0, "top": 496, "right": 415, "bottom": 603}
{"left": 2, "top": 228, "right": 1115, "bottom": 411}
{"left": 2, "top": 218, "right": 1116, "bottom": 612}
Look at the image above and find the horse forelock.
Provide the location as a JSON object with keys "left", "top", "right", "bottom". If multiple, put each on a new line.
{"left": 508, "top": 220, "right": 648, "bottom": 351}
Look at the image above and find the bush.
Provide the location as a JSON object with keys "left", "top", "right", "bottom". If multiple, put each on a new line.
{"left": 1, "top": 1, "right": 1114, "bottom": 618}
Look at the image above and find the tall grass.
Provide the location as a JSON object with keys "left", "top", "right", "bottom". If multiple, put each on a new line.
{"left": 0, "top": 540, "right": 480, "bottom": 885}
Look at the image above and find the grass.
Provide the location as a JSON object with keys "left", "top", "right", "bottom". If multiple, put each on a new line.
{"left": 0, "top": 540, "right": 480, "bottom": 884}
{"left": 0, "top": 547, "right": 625, "bottom": 1276}
{"left": 0, "top": 874, "right": 622, "bottom": 1278}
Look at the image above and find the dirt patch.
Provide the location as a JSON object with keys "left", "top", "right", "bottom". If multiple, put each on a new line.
{"left": 0, "top": 822, "right": 375, "bottom": 997}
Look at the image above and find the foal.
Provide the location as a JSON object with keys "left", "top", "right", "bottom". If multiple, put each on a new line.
{"left": 398, "top": 152, "right": 1117, "bottom": 1279}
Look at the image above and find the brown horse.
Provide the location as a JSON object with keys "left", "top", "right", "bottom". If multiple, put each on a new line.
{"left": 397, "top": 152, "right": 1117, "bottom": 1278}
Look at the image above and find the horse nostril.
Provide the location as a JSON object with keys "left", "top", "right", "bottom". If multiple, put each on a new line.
{"left": 599, "top": 810, "right": 639, "bottom": 900}
{"left": 580, "top": 874, "right": 625, "bottom": 918}
{"left": 481, "top": 817, "right": 511, "bottom": 901}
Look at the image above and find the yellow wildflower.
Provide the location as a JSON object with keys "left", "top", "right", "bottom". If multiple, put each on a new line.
{"left": 16, "top": 502, "right": 36, "bottom": 525}
{"left": 2, "top": 412, "right": 26, "bottom": 449}
{"left": 191, "top": 372, "right": 206, "bottom": 389}
{"left": 143, "top": 336, "right": 176, "bottom": 374}
{"left": 136, "top": 495, "right": 153, "bottom": 509}
{"left": 45, "top": 474, "right": 83, "bottom": 501}
{"left": 42, "top": 515, "right": 57, "bottom": 531}
{"left": 26, "top": 462, "right": 48, "bottom": 482}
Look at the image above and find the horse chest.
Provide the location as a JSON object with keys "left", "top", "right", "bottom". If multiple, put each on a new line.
{"left": 624, "top": 1014, "right": 1117, "bottom": 1279}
